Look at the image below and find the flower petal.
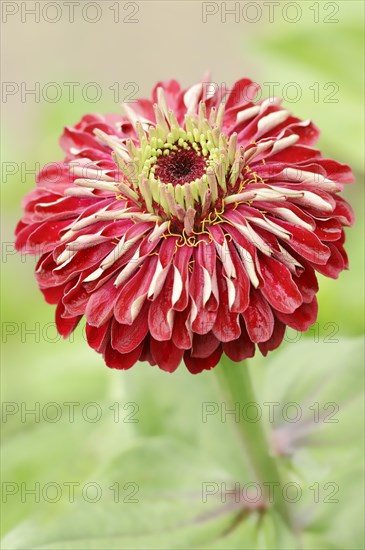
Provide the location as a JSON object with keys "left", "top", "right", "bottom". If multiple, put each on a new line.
{"left": 184, "top": 346, "right": 223, "bottom": 374}
{"left": 111, "top": 302, "right": 149, "bottom": 354}
{"left": 150, "top": 338, "right": 184, "bottom": 372}
{"left": 243, "top": 290, "right": 274, "bottom": 343}
{"left": 258, "top": 255, "right": 303, "bottom": 314}
{"left": 275, "top": 297, "right": 318, "bottom": 331}
{"left": 104, "top": 341, "right": 143, "bottom": 370}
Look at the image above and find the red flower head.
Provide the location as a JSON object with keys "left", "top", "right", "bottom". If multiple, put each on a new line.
{"left": 15, "top": 78, "right": 354, "bottom": 373}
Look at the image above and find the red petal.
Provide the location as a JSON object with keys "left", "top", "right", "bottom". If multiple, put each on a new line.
{"left": 212, "top": 265, "right": 241, "bottom": 342}
{"left": 314, "top": 218, "right": 342, "bottom": 242}
{"left": 243, "top": 290, "right": 274, "bottom": 343}
{"left": 60, "top": 126, "right": 106, "bottom": 156}
{"left": 16, "top": 219, "right": 71, "bottom": 255}
{"left": 276, "top": 297, "right": 318, "bottom": 331}
{"left": 114, "top": 255, "right": 158, "bottom": 325}
{"left": 55, "top": 301, "right": 81, "bottom": 338}
{"left": 40, "top": 285, "right": 65, "bottom": 305}
{"left": 258, "top": 319, "right": 286, "bottom": 356}
{"left": 293, "top": 264, "right": 319, "bottom": 303}
{"left": 225, "top": 78, "right": 259, "bottom": 109}
{"left": 333, "top": 196, "right": 355, "bottom": 226}
{"left": 34, "top": 196, "right": 96, "bottom": 221}
{"left": 184, "top": 346, "right": 223, "bottom": 374}
{"left": 103, "top": 341, "right": 143, "bottom": 370}
{"left": 271, "top": 219, "right": 330, "bottom": 265}
{"left": 62, "top": 273, "right": 93, "bottom": 315}
{"left": 313, "top": 243, "right": 345, "bottom": 279}
{"left": 148, "top": 266, "right": 174, "bottom": 341}
{"left": 85, "top": 277, "right": 120, "bottom": 327}
{"left": 190, "top": 239, "right": 218, "bottom": 334}
{"left": 172, "top": 245, "right": 192, "bottom": 311}
{"left": 172, "top": 308, "right": 192, "bottom": 349}
{"left": 139, "top": 335, "right": 156, "bottom": 366}
{"left": 36, "top": 162, "right": 75, "bottom": 190}
{"left": 282, "top": 119, "right": 320, "bottom": 146}
{"left": 223, "top": 320, "right": 255, "bottom": 362}
{"left": 52, "top": 242, "right": 114, "bottom": 286}
{"left": 150, "top": 338, "right": 183, "bottom": 372}
{"left": 226, "top": 241, "right": 250, "bottom": 312}
{"left": 266, "top": 144, "right": 321, "bottom": 164}
{"left": 111, "top": 302, "right": 149, "bottom": 353}
{"left": 317, "top": 159, "right": 354, "bottom": 183}
{"left": 191, "top": 332, "right": 220, "bottom": 358}
{"left": 259, "top": 255, "right": 302, "bottom": 314}
{"left": 86, "top": 321, "right": 110, "bottom": 352}
{"left": 35, "top": 253, "right": 58, "bottom": 288}
{"left": 152, "top": 80, "right": 182, "bottom": 112}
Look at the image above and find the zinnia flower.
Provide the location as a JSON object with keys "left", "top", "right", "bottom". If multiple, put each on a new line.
{"left": 15, "top": 78, "right": 354, "bottom": 373}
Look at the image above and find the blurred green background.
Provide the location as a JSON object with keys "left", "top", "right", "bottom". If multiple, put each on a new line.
{"left": 1, "top": 1, "right": 364, "bottom": 548}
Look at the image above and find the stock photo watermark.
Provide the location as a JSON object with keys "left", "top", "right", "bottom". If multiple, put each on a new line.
{"left": 201, "top": 481, "right": 339, "bottom": 504}
{"left": 1, "top": 157, "right": 339, "bottom": 186}
{"left": 1, "top": 81, "right": 140, "bottom": 104}
{"left": 1, "top": 481, "right": 139, "bottom": 503}
{"left": 1, "top": 479, "right": 340, "bottom": 505}
{"left": 1, "top": 80, "right": 339, "bottom": 104}
{"left": 1, "top": 400, "right": 139, "bottom": 423}
{"left": 1, "top": 1, "right": 342, "bottom": 25}
{"left": 201, "top": 2, "right": 340, "bottom": 24}
{"left": 0, "top": 319, "right": 340, "bottom": 346}
{"left": 1, "top": 1, "right": 140, "bottom": 24}
{"left": 201, "top": 400, "right": 339, "bottom": 424}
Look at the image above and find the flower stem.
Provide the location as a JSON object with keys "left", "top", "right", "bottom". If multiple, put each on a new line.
{"left": 215, "top": 355, "right": 294, "bottom": 530}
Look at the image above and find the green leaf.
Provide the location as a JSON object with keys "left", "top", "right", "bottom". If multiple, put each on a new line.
{"left": 2, "top": 338, "right": 363, "bottom": 549}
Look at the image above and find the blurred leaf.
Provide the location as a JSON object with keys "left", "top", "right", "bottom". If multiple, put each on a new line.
{"left": 2, "top": 338, "right": 363, "bottom": 549}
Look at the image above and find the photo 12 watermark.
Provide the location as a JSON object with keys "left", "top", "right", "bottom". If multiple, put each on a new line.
{"left": 201, "top": 2, "right": 340, "bottom": 24}
{"left": 1, "top": 1, "right": 140, "bottom": 24}
{"left": 201, "top": 400, "right": 340, "bottom": 424}
{"left": 1, "top": 81, "right": 140, "bottom": 104}
{"left": 2, "top": 481, "right": 139, "bottom": 503}
{"left": 1, "top": 400, "right": 140, "bottom": 424}
{"left": 201, "top": 480, "right": 339, "bottom": 504}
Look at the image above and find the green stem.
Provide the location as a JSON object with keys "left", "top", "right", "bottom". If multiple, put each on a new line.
{"left": 215, "top": 355, "right": 294, "bottom": 530}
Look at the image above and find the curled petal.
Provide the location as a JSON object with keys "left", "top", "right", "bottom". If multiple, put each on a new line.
{"left": 258, "top": 319, "right": 286, "bottom": 356}
{"left": 223, "top": 320, "right": 255, "bottom": 362}
{"left": 243, "top": 290, "right": 274, "bottom": 343}
{"left": 150, "top": 338, "right": 184, "bottom": 372}
{"left": 275, "top": 297, "right": 318, "bottom": 332}
{"left": 184, "top": 346, "right": 223, "bottom": 374}
{"left": 86, "top": 321, "right": 110, "bottom": 353}
{"left": 104, "top": 341, "right": 143, "bottom": 370}
{"left": 258, "top": 255, "right": 302, "bottom": 314}
{"left": 55, "top": 300, "right": 81, "bottom": 338}
{"left": 111, "top": 302, "right": 149, "bottom": 354}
